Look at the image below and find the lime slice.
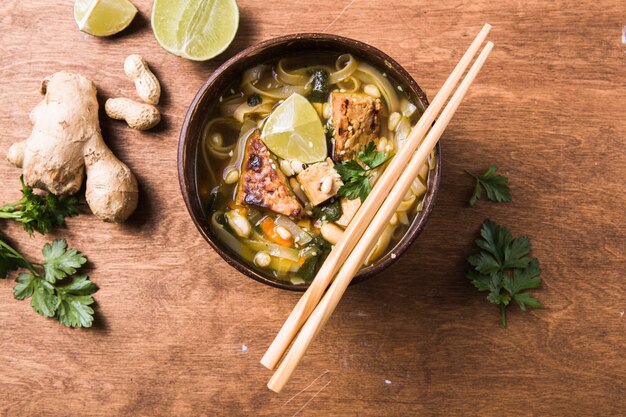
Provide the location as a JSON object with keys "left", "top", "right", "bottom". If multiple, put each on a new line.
{"left": 261, "top": 93, "right": 327, "bottom": 164}
{"left": 74, "top": 0, "right": 137, "bottom": 37}
{"left": 151, "top": 0, "right": 239, "bottom": 61}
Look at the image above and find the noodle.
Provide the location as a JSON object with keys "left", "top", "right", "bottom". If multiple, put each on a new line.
{"left": 328, "top": 54, "right": 358, "bottom": 84}
{"left": 199, "top": 52, "right": 434, "bottom": 282}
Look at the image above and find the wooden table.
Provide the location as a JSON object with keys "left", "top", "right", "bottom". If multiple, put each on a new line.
{"left": 1, "top": 1, "right": 624, "bottom": 416}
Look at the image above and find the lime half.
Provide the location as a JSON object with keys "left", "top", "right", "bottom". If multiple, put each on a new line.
{"left": 74, "top": 0, "right": 137, "bottom": 37}
{"left": 261, "top": 93, "right": 327, "bottom": 164}
{"left": 151, "top": 0, "right": 239, "bottom": 61}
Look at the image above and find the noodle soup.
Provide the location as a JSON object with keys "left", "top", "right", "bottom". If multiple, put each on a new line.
{"left": 197, "top": 52, "right": 436, "bottom": 285}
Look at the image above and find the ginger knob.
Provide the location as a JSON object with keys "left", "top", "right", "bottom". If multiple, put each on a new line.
{"left": 124, "top": 54, "right": 161, "bottom": 105}
{"left": 105, "top": 98, "right": 160, "bottom": 130}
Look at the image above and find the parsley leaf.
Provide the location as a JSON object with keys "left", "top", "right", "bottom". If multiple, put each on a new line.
{"left": 335, "top": 141, "right": 393, "bottom": 202}
{"left": 465, "top": 165, "right": 511, "bottom": 206}
{"left": 0, "top": 176, "right": 79, "bottom": 235}
{"left": 466, "top": 219, "right": 542, "bottom": 327}
{"left": 42, "top": 239, "right": 87, "bottom": 284}
{"left": 0, "top": 236, "right": 97, "bottom": 328}
{"left": 357, "top": 142, "right": 390, "bottom": 169}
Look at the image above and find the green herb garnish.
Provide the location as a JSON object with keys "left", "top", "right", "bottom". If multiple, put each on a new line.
{"left": 335, "top": 141, "right": 393, "bottom": 202}
{"left": 466, "top": 219, "right": 542, "bottom": 327}
{"left": 0, "top": 237, "right": 97, "bottom": 328}
{"left": 0, "top": 176, "right": 79, "bottom": 235}
{"left": 307, "top": 69, "right": 330, "bottom": 103}
{"left": 247, "top": 93, "right": 262, "bottom": 107}
{"left": 465, "top": 165, "right": 511, "bottom": 206}
{"left": 312, "top": 198, "right": 343, "bottom": 221}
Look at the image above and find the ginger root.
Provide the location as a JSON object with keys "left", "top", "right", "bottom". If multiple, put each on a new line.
{"left": 6, "top": 71, "right": 138, "bottom": 223}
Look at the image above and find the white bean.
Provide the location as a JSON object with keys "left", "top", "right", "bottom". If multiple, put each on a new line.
{"left": 363, "top": 84, "right": 381, "bottom": 98}
{"left": 377, "top": 137, "right": 388, "bottom": 152}
{"left": 388, "top": 112, "right": 402, "bottom": 131}
{"left": 225, "top": 210, "right": 251, "bottom": 238}
{"left": 210, "top": 132, "right": 223, "bottom": 147}
{"left": 224, "top": 168, "right": 240, "bottom": 184}
{"left": 254, "top": 251, "right": 271, "bottom": 267}
{"left": 320, "top": 176, "right": 333, "bottom": 194}
{"left": 279, "top": 159, "right": 295, "bottom": 176}
{"left": 321, "top": 223, "right": 344, "bottom": 245}
{"left": 291, "top": 160, "right": 304, "bottom": 174}
{"left": 275, "top": 225, "right": 292, "bottom": 240}
{"left": 322, "top": 102, "right": 331, "bottom": 119}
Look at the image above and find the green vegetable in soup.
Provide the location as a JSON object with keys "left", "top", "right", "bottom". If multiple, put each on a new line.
{"left": 297, "top": 236, "right": 332, "bottom": 281}
{"left": 247, "top": 93, "right": 262, "bottom": 107}
{"left": 307, "top": 69, "right": 330, "bottom": 103}
{"left": 311, "top": 197, "right": 343, "bottom": 222}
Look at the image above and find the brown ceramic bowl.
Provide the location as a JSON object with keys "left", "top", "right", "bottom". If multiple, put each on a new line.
{"left": 178, "top": 33, "right": 441, "bottom": 291}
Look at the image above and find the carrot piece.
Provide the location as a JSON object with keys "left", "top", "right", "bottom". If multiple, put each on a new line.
{"left": 260, "top": 217, "right": 293, "bottom": 247}
{"left": 227, "top": 200, "right": 248, "bottom": 216}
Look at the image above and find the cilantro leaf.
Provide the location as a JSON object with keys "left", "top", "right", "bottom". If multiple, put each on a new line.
{"left": 13, "top": 273, "right": 36, "bottom": 299}
{"left": 466, "top": 219, "right": 542, "bottom": 327}
{"left": 357, "top": 142, "right": 393, "bottom": 169}
{"left": 55, "top": 275, "right": 98, "bottom": 328}
{"left": 31, "top": 281, "right": 57, "bottom": 318}
{"left": 465, "top": 165, "right": 511, "bottom": 206}
{"left": 335, "top": 141, "right": 393, "bottom": 202}
{"left": 42, "top": 239, "right": 87, "bottom": 284}
{"left": 0, "top": 177, "right": 79, "bottom": 235}
{"left": 0, "top": 236, "right": 97, "bottom": 328}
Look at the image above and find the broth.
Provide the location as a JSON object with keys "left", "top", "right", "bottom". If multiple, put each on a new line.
{"left": 196, "top": 52, "right": 436, "bottom": 285}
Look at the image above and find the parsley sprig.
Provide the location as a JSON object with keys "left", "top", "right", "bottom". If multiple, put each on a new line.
{"left": 465, "top": 165, "right": 511, "bottom": 206}
{"left": 0, "top": 237, "right": 98, "bottom": 328}
{"left": 0, "top": 176, "right": 79, "bottom": 235}
{"left": 466, "top": 219, "right": 541, "bottom": 327}
{"left": 335, "top": 142, "right": 393, "bottom": 202}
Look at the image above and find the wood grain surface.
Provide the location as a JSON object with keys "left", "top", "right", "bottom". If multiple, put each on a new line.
{"left": 1, "top": 1, "right": 624, "bottom": 416}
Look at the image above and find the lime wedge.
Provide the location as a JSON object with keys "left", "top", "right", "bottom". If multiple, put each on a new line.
{"left": 151, "top": 0, "right": 239, "bottom": 61}
{"left": 261, "top": 93, "right": 327, "bottom": 164}
{"left": 74, "top": 0, "right": 137, "bottom": 37}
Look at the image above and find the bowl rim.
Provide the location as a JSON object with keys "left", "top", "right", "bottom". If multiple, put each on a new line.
{"left": 178, "top": 32, "right": 442, "bottom": 291}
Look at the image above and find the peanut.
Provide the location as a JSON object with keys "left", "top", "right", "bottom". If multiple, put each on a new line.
{"left": 105, "top": 98, "right": 160, "bottom": 130}
{"left": 124, "top": 54, "right": 161, "bottom": 105}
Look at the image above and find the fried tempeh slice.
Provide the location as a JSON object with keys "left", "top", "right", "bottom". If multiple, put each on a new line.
{"left": 235, "top": 130, "right": 303, "bottom": 217}
{"left": 331, "top": 92, "right": 383, "bottom": 161}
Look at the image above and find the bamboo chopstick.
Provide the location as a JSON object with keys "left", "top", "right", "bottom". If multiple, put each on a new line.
{"left": 260, "top": 24, "right": 493, "bottom": 372}
{"left": 267, "top": 41, "right": 494, "bottom": 393}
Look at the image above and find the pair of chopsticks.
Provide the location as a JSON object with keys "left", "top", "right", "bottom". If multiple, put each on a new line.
{"left": 261, "top": 24, "right": 494, "bottom": 393}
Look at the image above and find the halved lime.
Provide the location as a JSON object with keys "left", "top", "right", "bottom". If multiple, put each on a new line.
{"left": 74, "top": 0, "right": 137, "bottom": 37}
{"left": 261, "top": 93, "right": 327, "bottom": 164}
{"left": 151, "top": 0, "right": 239, "bottom": 61}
